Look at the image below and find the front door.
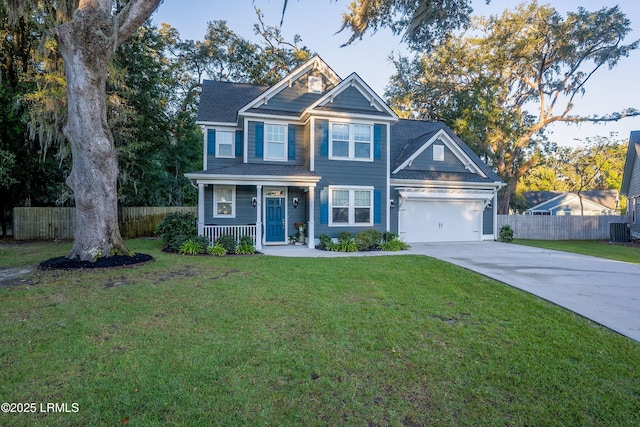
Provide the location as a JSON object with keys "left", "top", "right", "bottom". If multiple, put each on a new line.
{"left": 265, "top": 197, "right": 285, "bottom": 242}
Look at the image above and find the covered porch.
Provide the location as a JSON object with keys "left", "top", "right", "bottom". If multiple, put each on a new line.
{"left": 185, "top": 166, "right": 321, "bottom": 251}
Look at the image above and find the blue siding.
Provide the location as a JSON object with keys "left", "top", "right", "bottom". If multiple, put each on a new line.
{"left": 313, "top": 118, "right": 388, "bottom": 238}
{"left": 329, "top": 86, "right": 379, "bottom": 113}
{"left": 204, "top": 185, "right": 257, "bottom": 225}
{"left": 405, "top": 140, "right": 468, "bottom": 173}
{"left": 483, "top": 205, "right": 494, "bottom": 235}
{"left": 255, "top": 71, "right": 335, "bottom": 113}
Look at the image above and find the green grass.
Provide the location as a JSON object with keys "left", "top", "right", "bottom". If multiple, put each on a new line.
{"left": 515, "top": 239, "right": 640, "bottom": 264}
{"left": 1, "top": 239, "right": 639, "bottom": 426}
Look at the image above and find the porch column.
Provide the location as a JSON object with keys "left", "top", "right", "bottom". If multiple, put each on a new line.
{"left": 197, "top": 183, "right": 205, "bottom": 236}
{"left": 307, "top": 186, "right": 315, "bottom": 249}
{"left": 256, "top": 185, "right": 263, "bottom": 251}
{"left": 493, "top": 191, "right": 498, "bottom": 241}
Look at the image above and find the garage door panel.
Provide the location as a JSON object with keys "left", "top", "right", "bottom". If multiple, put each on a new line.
{"left": 399, "top": 200, "right": 481, "bottom": 243}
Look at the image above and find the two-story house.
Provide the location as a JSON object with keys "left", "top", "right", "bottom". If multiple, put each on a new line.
{"left": 185, "top": 56, "right": 503, "bottom": 250}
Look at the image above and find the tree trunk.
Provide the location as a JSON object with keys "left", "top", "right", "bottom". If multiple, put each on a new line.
{"left": 498, "top": 178, "right": 517, "bottom": 214}
{"left": 55, "top": 8, "right": 129, "bottom": 261}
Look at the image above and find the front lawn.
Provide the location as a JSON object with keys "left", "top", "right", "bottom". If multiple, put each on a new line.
{"left": 515, "top": 239, "right": 640, "bottom": 264}
{"left": 1, "top": 239, "right": 639, "bottom": 426}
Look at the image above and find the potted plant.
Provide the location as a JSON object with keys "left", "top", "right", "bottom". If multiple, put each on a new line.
{"left": 293, "top": 222, "right": 306, "bottom": 244}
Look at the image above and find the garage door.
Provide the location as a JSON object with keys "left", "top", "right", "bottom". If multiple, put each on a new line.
{"left": 398, "top": 200, "right": 482, "bottom": 243}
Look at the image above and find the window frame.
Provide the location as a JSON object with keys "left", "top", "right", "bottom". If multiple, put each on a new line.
{"left": 329, "top": 121, "right": 374, "bottom": 161}
{"left": 213, "top": 185, "right": 236, "bottom": 218}
{"left": 215, "top": 129, "right": 235, "bottom": 159}
{"left": 264, "top": 123, "right": 287, "bottom": 161}
{"left": 328, "top": 186, "right": 374, "bottom": 227}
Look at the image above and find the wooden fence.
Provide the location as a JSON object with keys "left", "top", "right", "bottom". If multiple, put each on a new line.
{"left": 497, "top": 215, "right": 629, "bottom": 240}
{"left": 12, "top": 206, "right": 197, "bottom": 240}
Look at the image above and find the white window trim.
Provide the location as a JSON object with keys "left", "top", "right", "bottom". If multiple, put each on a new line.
{"left": 264, "top": 123, "right": 288, "bottom": 162}
{"left": 213, "top": 185, "right": 236, "bottom": 218}
{"left": 329, "top": 121, "right": 374, "bottom": 162}
{"left": 328, "top": 186, "right": 374, "bottom": 227}
{"left": 215, "top": 129, "right": 235, "bottom": 159}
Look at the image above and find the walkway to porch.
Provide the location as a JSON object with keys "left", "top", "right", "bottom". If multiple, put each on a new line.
{"left": 259, "top": 245, "right": 406, "bottom": 258}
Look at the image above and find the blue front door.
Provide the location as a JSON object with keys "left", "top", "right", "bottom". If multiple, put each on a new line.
{"left": 266, "top": 197, "right": 285, "bottom": 242}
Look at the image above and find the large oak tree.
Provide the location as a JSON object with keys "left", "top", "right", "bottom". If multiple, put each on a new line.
{"left": 386, "top": 1, "right": 639, "bottom": 213}
{"left": 4, "top": 0, "right": 161, "bottom": 260}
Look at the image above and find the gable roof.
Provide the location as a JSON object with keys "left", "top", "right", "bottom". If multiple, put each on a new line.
{"left": 197, "top": 80, "right": 268, "bottom": 124}
{"left": 390, "top": 119, "right": 502, "bottom": 183}
{"left": 621, "top": 130, "right": 640, "bottom": 196}
{"left": 305, "top": 72, "right": 397, "bottom": 120}
{"left": 239, "top": 55, "right": 341, "bottom": 115}
{"left": 523, "top": 190, "right": 619, "bottom": 211}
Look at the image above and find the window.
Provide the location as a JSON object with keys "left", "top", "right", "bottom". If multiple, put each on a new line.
{"left": 330, "top": 122, "right": 373, "bottom": 160}
{"left": 214, "top": 186, "right": 235, "bottom": 218}
{"left": 216, "top": 130, "right": 234, "bottom": 158}
{"left": 330, "top": 188, "right": 373, "bottom": 226}
{"left": 265, "top": 124, "right": 286, "bottom": 161}
{"left": 433, "top": 144, "right": 444, "bottom": 162}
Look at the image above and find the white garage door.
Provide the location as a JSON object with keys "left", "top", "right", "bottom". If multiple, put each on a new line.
{"left": 398, "top": 200, "right": 482, "bottom": 243}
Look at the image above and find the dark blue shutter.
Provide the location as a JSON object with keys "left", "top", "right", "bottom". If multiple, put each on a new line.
{"left": 288, "top": 125, "right": 296, "bottom": 160}
{"left": 207, "top": 129, "right": 216, "bottom": 155}
{"left": 255, "top": 122, "right": 264, "bottom": 158}
{"left": 235, "top": 130, "right": 243, "bottom": 157}
{"left": 374, "top": 124, "right": 382, "bottom": 159}
{"left": 374, "top": 189, "right": 381, "bottom": 224}
{"left": 320, "top": 189, "right": 328, "bottom": 224}
{"left": 319, "top": 121, "right": 328, "bottom": 157}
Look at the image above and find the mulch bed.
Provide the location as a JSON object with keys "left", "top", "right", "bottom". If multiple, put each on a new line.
{"left": 39, "top": 253, "right": 154, "bottom": 270}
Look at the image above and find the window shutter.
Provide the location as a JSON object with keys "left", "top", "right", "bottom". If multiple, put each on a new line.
{"left": 288, "top": 125, "right": 296, "bottom": 160}
{"left": 255, "top": 122, "right": 264, "bottom": 158}
{"left": 207, "top": 129, "right": 216, "bottom": 155}
{"left": 374, "top": 190, "right": 381, "bottom": 224}
{"left": 235, "top": 130, "right": 243, "bottom": 157}
{"left": 320, "top": 189, "right": 328, "bottom": 224}
{"left": 374, "top": 124, "right": 382, "bottom": 159}
{"left": 319, "top": 121, "right": 328, "bottom": 157}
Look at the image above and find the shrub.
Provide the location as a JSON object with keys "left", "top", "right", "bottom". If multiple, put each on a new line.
{"left": 179, "top": 238, "right": 206, "bottom": 255}
{"left": 207, "top": 243, "right": 227, "bottom": 257}
{"left": 354, "top": 229, "right": 383, "bottom": 251}
{"left": 239, "top": 235, "right": 254, "bottom": 246}
{"left": 498, "top": 224, "right": 514, "bottom": 243}
{"left": 338, "top": 240, "right": 359, "bottom": 252}
{"left": 380, "top": 238, "right": 409, "bottom": 251}
{"left": 156, "top": 212, "right": 197, "bottom": 252}
{"left": 318, "top": 234, "right": 332, "bottom": 250}
{"left": 236, "top": 242, "right": 255, "bottom": 255}
{"left": 382, "top": 231, "right": 399, "bottom": 243}
{"left": 216, "top": 234, "right": 237, "bottom": 254}
{"left": 337, "top": 231, "right": 352, "bottom": 244}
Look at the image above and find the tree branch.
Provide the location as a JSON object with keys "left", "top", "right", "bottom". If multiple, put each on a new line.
{"left": 114, "top": 0, "right": 162, "bottom": 47}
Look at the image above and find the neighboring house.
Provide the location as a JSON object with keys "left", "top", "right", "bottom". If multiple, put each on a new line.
{"left": 621, "top": 130, "right": 640, "bottom": 237}
{"left": 185, "top": 56, "right": 503, "bottom": 250}
{"left": 523, "top": 190, "right": 620, "bottom": 216}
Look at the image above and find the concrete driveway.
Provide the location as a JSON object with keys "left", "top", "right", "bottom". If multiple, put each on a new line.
{"left": 409, "top": 242, "right": 640, "bottom": 342}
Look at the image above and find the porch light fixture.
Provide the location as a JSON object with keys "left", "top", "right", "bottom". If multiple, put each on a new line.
{"left": 390, "top": 199, "right": 395, "bottom": 209}
{"left": 251, "top": 197, "right": 257, "bottom": 208}
{"left": 292, "top": 197, "right": 299, "bottom": 208}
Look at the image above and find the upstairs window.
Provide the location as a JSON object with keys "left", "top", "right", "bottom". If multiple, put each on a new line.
{"left": 330, "top": 122, "right": 373, "bottom": 161}
{"left": 265, "top": 124, "right": 286, "bottom": 161}
{"left": 216, "top": 130, "right": 234, "bottom": 158}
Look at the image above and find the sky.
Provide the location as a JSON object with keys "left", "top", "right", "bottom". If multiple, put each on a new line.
{"left": 152, "top": 0, "right": 640, "bottom": 148}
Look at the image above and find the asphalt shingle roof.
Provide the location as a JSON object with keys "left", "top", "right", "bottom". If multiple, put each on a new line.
{"left": 197, "top": 80, "right": 268, "bottom": 123}
{"left": 390, "top": 119, "right": 502, "bottom": 183}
